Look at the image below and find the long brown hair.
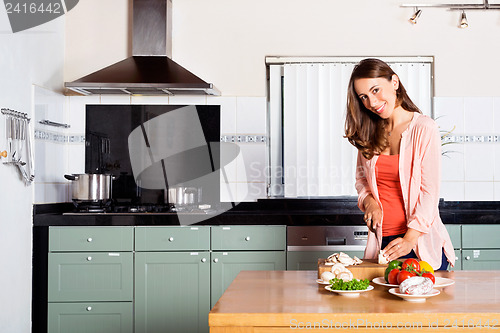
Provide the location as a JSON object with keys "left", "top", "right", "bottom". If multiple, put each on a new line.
{"left": 344, "top": 58, "right": 421, "bottom": 159}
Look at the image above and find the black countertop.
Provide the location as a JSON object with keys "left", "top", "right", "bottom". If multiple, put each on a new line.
{"left": 33, "top": 198, "right": 500, "bottom": 226}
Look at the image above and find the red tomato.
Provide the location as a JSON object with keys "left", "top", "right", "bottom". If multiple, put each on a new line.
{"left": 422, "top": 272, "right": 436, "bottom": 284}
{"left": 397, "top": 270, "right": 415, "bottom": 284}
{"left": 388, "top": 268, "right": 400, "bottom": 285}
{"left": 402, "top": 258, "right": 420, "bottom": 273}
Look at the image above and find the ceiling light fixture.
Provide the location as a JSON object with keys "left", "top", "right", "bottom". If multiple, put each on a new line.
{"left": 460, "top": 10, "right": 469, "bottom": 28}
{"left": 401, "top": 0, "right": 500, "bottom": 28}
{"left": 409, "top": 7, "right": 422, "bottom": 24}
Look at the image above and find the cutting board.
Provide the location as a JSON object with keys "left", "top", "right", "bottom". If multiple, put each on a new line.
{"left": 318, "top": 258, "right": 387, "bottom": 280}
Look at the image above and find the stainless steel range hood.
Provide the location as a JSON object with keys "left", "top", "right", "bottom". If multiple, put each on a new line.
{"left": 65, "top": 0, "right": 219, "bottom": 96}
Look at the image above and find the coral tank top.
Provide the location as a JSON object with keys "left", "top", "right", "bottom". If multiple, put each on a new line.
{"left": 375, "top": 154, "right": 408, "bottom": 237}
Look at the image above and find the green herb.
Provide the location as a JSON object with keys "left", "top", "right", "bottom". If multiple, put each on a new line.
{"left": 329, "top": 278, "right": 370, "bottom": 290}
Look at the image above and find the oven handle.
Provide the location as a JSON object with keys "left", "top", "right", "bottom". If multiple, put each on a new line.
{"left": 286, "top": 245, "right": 366, "bottom": 252}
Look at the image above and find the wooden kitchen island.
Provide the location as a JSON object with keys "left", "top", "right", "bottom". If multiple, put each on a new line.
{"left": 209, "top": 270, "right": 500, "bottom": 332}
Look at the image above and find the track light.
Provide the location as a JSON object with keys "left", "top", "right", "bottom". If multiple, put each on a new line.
{"left": 460, "top": 10, "right": 469, "bottom": 28}
{"left": 409, "top": 8, "right": 422, "bottom": 24}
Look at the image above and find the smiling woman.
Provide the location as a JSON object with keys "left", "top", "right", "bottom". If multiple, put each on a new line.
{"left": 266, "top": 56, "right": 433, "bottom": 198}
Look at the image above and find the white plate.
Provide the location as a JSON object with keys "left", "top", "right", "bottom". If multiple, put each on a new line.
{"left": 316, "top": 279, "right": 331, "bottom": 285}
{"left": 388, "top": 288, "right": 440, "bottom": 302}
{"left": 325, "top": 285, "right": 374, "bottom": 297}
{"left": 372, "top": 276, "right": 455, "bottom": 289}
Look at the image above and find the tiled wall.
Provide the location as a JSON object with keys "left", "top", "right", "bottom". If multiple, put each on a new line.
{"left": 434, "top": 97, "right": 500, "bottom": 201}
{"left": 33, "top": 94, "right": 500, "bottom": 203}
{"left": 34, "top": 94, "right": 268, "bottom": 203}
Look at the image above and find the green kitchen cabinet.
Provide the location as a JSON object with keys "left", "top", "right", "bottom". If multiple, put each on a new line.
{"left": 462, "top": 249, "right": 500, "bottom": 270}
{"left": 211, "top": 225, "right": 286, "bottom": 251}
{"left": 47, "top": 226, "right": 134, "bottom": 333}
{"left": 134, "top": 251, "right": 211, "bottom": 333}
{"left": 48, "top": 252, "right": 133, "bottom": 302}
{"left": 48, "top": 302, "right": 133, "bottom": 333}
{"left": 461, "top": 225, "right": 500, "bottom": 249}
{"left": 445, "top": 224, "right": 462, "bottom": 271}
{"left": 286, "top": 250, "right": 364, "bottom": 271}
{"left": 210, "top": 251, "right": 286, "bottom": 307}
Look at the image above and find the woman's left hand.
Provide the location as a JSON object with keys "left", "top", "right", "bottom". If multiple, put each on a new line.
{"left": 381, "top": 237, "right": 414, "bottom": 262}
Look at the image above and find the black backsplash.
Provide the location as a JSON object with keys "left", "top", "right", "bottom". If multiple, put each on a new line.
{"left": 85, "top": 104, "right": 220, "bottom": 205}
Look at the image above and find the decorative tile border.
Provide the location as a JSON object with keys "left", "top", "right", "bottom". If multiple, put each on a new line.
{"left": 220, "top": 135, "right": 267, "bottom": 143}
{"left": 34, "top": 129, "right": 85, "bottom": 144}
{"left": 442, "top": 135, "right": 499, "bottom": 144}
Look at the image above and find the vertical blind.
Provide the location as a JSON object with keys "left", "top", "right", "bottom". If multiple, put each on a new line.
{"left": 274, "top": 60, "right": 432, "bottom": 197}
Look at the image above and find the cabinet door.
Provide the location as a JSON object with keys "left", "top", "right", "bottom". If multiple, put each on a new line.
{"left": 135, "top": 226, "right": 210, "bottom": 251}
{"left": 135, "top": 251, "right": 211, "bottom": 333}
{"left": 48, "top": 302, "right": 132, "bottom": 333}
{"left": 445, "top": 224, "right": 461, "bottom": 249}
{"left": 211, "top": 225, "right": 286, "bottom": 251}
{"left": 210, "top": 251, "right": 286, "bottom": 307}
{"left": 49, "top": 226, "right": 133, "bottom": 252}
{"left": 462, "top": 249, "right": 500, "bottom": 270}
{"left": 462, "top": 225, "right": 500, "bottom": 249}
{"left": 286, "top": 250, "right": 365, "bottom": 270}
{"left": 48, "top": 252, "right": 133, "bottom": 302}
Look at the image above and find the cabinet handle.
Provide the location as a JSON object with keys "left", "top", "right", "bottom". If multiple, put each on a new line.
{"left": 455, "top": 256, "right": 459, "bottom": 260}
{"left": 465, "top": 256, "right": 471, "bottom": 260}
{"left": 245, "top": 236, "right": 250, "bottom": 241}
{"left": 213, "top": 258, "right": 219, "bottom": 263}
{"left": 168, "top": 237, "right": 174, "bottom": 242}
{"left": 86, "top": 306, "right": 92, "bottom": 311}
{"left": 87, "top": 237, "right": 93, "bottom": 242}
{"left": 86, "top": 256, "right": 92, "bottom": 261}
{"left": 201, "top": 258, "right": 207, "bottom": 263}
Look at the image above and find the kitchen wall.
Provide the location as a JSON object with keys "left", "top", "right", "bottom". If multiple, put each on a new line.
{"left": 0, "top": 10, "right": 64, "bottom": 333}
{"left": 60, "top": 0, "right": 500, "bottom": 202}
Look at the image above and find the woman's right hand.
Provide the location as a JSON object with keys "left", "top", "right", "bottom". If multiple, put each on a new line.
{"left": 363, "top": 196, "right": 382, "bottom": 233}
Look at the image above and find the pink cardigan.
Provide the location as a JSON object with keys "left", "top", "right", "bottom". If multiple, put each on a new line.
{"left": 355, "top": 113, "right": 455, "bottom": 269}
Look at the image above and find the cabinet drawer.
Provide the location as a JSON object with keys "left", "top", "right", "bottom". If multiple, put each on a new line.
{"left": 48, "top": 302, "right": 133, "bottom": 333}
{"left": 48, "top": 252, "right": 133, "bottom": 302}
{"left": 49, "top": 226, "right": 133, "bottom": 252}
{"left": 135, "top": 226, "right": 210, "bottom": 251}
{"left": 211, "top": 225, "right": 286, "bottom": 251}
{"left": 462, "top": 249, "right": 500, "bottom": 270}
{"left": 445, "top": 224, "right": 461, "bottom": 249}
{"left": 462, "top": 225, "right": 500, "bottom": 249}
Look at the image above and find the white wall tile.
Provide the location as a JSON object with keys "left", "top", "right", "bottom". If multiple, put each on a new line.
{"left": 44, "top": 183, "right": 69, "bottom": 203}
{"left": 219, "top": 142, "right": 238, "bottom": 183}
{"left": 34, "top": 140, "right": 47, "bottom": 182}
{"left": 131, "top": 95, "right": 169, "bottom": 105}
{"left": 464, "top": 144, "right": 494, "bottom": 181}
{"left": 464, "top": 182, "right": 494, "bottom": 201}
{"left": 68, "top": 95, "right": 100, "bottom": 133}
{"left": 208, "top": 96, "right": 237, "bottom": 134}
{"left": 100, "top": 95, "right": 131, "bottom": 104}
{"left": 34, "top": 182, "right": 45, "bottom": 204}
{"left": 236, "top": 97, "right": 266, "bottom": 134}
{"left": 495, "top": 144, "right": 500, "bottom": 182}
{"left": 44, "top": 142, "right": 67, "bottom": 183}
{"left": 440, "top": 181, "right": 464, "bottom": 201}
{"left": 237, "top": 182, "right": 267, "bottom": 202}
{"left": 220, "top": 181, "right": 237, "bottom": 203}
{"left": 434, "top": 97, "right": 464, "bottom": 134}
{"left": 67, "top": 144, "right": 86, "bottom": 174}
{"left": 168, "top": 95, "right": 206, "bottom": 105}
{"left": 236, "top": 143, "right": 267, "bottom": 183}
{"left": 464, "top": 97, "right": 494, "bottom": 134}
{"left": 494, "top": 97, "right": 500, "bottom": 133}
{"left": 441, "top": 143, "right": 464, "bottom": 181}
{"left": 495, "top": 182, "right": 500, "bottom": 201}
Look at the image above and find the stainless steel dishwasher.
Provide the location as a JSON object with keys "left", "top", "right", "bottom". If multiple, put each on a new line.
{"left": 287, "top": 225, "right": 369, "bottom": 270}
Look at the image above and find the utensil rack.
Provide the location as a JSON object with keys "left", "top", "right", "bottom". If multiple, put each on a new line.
{"left": 1, "top": 108, "right": 35, "bottom": 184}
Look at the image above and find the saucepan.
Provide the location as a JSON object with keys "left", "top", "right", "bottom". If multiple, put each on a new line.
{"left": 64, "top": 173, "right": 115, "bottom": 202}
{"left": 166, "top": 186, "right": 202, "bottom": 207}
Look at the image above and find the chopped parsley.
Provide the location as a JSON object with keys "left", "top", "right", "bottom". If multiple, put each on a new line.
{"left": 329, "top": 277, "right": 370, "bottom": 290}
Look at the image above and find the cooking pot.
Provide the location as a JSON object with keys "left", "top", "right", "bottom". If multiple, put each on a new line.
{"left": 167, "top": 186, "right": 201, "bottom": 207}
{"left": 64, "top": 174, "right": 114, "bottom": 202}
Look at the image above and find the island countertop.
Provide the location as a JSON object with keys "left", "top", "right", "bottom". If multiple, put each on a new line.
{"left": 209, "top": 270, "right": 500, "bottom": 332}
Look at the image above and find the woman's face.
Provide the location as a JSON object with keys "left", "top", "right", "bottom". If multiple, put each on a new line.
{"left": 353, "top": 75, "right": 399, "bottom": 119}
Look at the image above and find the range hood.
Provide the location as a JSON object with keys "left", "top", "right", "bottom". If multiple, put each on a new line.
{"left": 65, "top": 0, "right": 219, "bottom": 96}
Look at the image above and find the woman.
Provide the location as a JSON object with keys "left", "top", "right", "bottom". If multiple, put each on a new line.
{"left": 344, "top": 58, "right": 455, "bottom": 270}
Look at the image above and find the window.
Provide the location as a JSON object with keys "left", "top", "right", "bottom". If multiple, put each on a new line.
{"left": 267, "top": 56, "right": 433, "bottom": 197}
